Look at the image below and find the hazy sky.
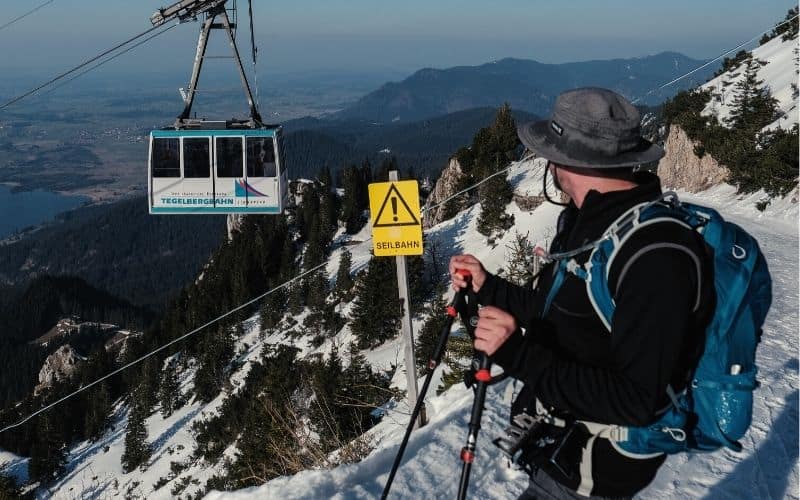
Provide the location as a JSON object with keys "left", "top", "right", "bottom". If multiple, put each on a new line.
{"left": 1, "top": 0, "right": 796, "bottom": 80}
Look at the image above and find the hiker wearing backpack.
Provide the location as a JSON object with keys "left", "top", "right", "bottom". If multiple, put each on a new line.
{"left": 449, "top": 88, "right": 771, "bottom": 499}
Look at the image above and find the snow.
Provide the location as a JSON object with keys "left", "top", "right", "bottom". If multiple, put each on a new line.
{"left": 2, "top": 156, "right": 796, "bottom": 499}
{"left": 702, "top": 35, "right": 799, "bottom": 131}
{"left": 203, "top": 158, "right": 800, "bottom": 500}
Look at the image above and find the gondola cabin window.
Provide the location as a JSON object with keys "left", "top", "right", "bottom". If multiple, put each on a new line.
{"left": 152, "top": 138, "right": 180, "bottom": 178}
{"left": 216, "top": 137, "right": 244, "bottom": 178}
{"left": 247, "top": 136, "right": 276, "bottom": 177}
{"left": 183, "top": 138, "right": 210, "bottom": 178}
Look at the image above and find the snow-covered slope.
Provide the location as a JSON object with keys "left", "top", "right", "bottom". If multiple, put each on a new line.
{"left": 3, "top": 156, "right": 796, "bottom": 499}
{"left": 204, "top": 158, "right": 798, "bottom": 500}
{"left": 703, "top": 34, "right": 799, "bottom": 131}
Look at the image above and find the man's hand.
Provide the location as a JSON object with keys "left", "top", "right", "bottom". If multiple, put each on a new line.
{"left": 474, "top": 306, "right": 517, "bottom": 356}
{"left": 449, "top": 254, "right": 488, "bottom": 293}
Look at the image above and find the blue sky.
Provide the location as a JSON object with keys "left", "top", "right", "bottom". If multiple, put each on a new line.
{"left": 1, "top": 0, "right": 796, "bottom": 79}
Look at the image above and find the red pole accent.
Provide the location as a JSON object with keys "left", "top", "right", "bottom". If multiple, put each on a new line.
{"left": 455, "top": 269, "right": 472, "bottom": 279}
{"left": 474, "top": 369, "right": 491, "bottom": 383}
{"left": 460, "top": 448, "right": 475, "bottom": 464}
{"left": 446, "top": 305, "right": 457, "bottom": 317}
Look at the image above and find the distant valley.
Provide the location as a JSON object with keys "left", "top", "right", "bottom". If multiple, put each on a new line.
{"left": 0, "top": 51, "right": 713, "bottom": 200}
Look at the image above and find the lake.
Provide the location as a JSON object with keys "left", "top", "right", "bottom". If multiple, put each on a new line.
{"left": 0, "top": 185, "right": 89, "bottom": 239}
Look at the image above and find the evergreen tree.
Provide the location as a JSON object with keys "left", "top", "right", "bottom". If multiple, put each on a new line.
{"left": 337, "top": 348, "right": 389, "bottom": 437}
{"left": 84, "top": 382, "right": 112, "bottom": 441}
{"left": 335, "top": 249, "right": 355, "bottom": 300}
{"left": 308, "top": 345, "right": 345, "bottom": 449}
{"left": 780, "top": 7, "right": 799, "bottom": 40}
{"left": 305, "top": 271, "right": 329, "bottom": 312}
{"left": 359, "top": 159, "right": 373, "bottom": 197}
{"left": 318, "top": 166, "right": 339, "bottom": 242}
{"left": 194, "top": 326, "right": 234, "bottom": 402}
{"left": 221, "top": 345, "right": 302, "bottom": 488}
{"left": 280, "top": 236, "right": 297, "bottom": 274}
{"left": 755, "top": 124, "right": 800, "bottom": 197}
{"left": 138, "top": 357, "right": 160, "bottom": 414}
{"left": 121, "top": 386, "right": 152, "bottom": 473}
{"left": 476, "top": 174, "right": 515, "bottom": 239}
{"left": 0, "top": 473, "right": 19, "bottom": 499}
{"left": 350, "top": 257, "right": 403, "bottom": 349}
{"left": 437, "top": 331, "right": 475, "bottom": 395}
{"left": 158, "top": 359, "right": 181, "bottom": 418}
{"left": 303, "top": 214, "right": 326, "bottom": 270}
{"left": 339, "top": 164, "right": 367, "bottom": 234}
{"left": 28, "top": 412, "right": 67, "bottom": 484}
{"left": 415, "top": 286, "right": 449, "bottom": 375}
{"left": 465, "top": 104, "right": 518, "bottom": 240}
{"left": 288, "top": 282, "right": 305, "bottom": 316}
{"left": 373, "top": 157, "right": 399, "bottom": 182}
{"left": 407, "top": 251, "right": 428, "bottom": 315}
{"left": 260, "top": 288, "right": 286, "bottom": 331}
{"left": 504, "top": 231, "right": 536, "bottom": 287}
{"left": 725, "top": 57, "right": 780, "bottom": 133}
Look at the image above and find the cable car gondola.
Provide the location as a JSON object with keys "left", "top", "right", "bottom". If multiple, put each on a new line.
{"left": 147, "top": 0, "right": 288, "bottom": 214}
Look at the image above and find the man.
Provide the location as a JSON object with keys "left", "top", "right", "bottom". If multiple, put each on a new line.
{"left": 449, "top": 88, "right": 714, "bottom": 499}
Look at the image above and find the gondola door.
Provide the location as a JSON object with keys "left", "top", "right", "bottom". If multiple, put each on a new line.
{"left": 181, "top": 136, "right": 213, "bottom": 212}
{"left": 243, "top": 134, "right": 280, "bottom": 213}
{"left": 214, "top": 135, "right": 246, "bottom": 211}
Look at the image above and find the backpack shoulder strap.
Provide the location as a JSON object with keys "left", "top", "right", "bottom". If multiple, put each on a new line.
{"left": 572, "top": 193, "right": 703, "bottom": 332}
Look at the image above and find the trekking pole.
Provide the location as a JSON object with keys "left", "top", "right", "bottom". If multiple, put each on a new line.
{"left": 457, "top": 351, "right": 491, "bottom": 500}
{"left": 381, "top": 270, "right": 472, "bottom": 500}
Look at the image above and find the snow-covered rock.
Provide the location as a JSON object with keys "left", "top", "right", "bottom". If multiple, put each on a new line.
{"left": 35, "top": 345, "right": 85, "bottom": 396}
{"left": 423, "top": 156, "right": 464, "bottom": 229}
{"left": 226, "top": 214, "right": 245, "bottom": 241}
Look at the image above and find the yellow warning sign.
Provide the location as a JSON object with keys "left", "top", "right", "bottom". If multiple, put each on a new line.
{"left": 368, "top": 180, "right": 423, "bottom": 256}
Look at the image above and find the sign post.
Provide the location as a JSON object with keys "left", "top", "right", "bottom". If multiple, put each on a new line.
{"left": 369, "top": 171, "right": 426, "bottom": 427}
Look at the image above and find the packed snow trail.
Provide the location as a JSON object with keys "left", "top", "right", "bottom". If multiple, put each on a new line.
{"left": 645, "top": 194, "right": 799, "bottom": 500}
{"left": 207, "top": 180, "right": 799, "bottom": 499}
{"left": 4, "top": 161, "right": 794, "bottom": 499}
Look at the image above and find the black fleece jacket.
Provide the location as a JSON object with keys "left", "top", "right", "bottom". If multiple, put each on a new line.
{"left": 478, "top": 173, "right": 714, "bottom": 497}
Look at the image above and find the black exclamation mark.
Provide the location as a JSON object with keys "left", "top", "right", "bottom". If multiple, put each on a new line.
{"left": 391, "top": 197, "right": 398, "bottom": 222}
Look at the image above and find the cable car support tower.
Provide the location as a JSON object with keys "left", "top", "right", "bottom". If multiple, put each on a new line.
{"left": 151, "top": 0, "right": 263, "bottom": 129}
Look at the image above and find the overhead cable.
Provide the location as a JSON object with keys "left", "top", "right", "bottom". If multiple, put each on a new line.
{"left": 0, "top": 22, "right": 170, "bottom": 111}
{"left": 42, "top": 23, "right": 178, "bottom": 97}
{"left": 0, "top": 0, "right": 54, "bottom": 33}
{"left": 633, "top": 14, "right": 799, "bottom": 104}
{"left": 4, "top": 10, "right": 797, "bottom": 437}
{"left": 0, "top": 155, "right": 537, "bottom": 435}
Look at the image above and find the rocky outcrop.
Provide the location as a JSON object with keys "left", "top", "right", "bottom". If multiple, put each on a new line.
{"left": 35, "top": 344, "right": 84, "bottom": 395}
{"left": 226, "top": 214, "right": 245, "bottom": 241}
{"left": 657, "top": 125, "right": 730, "bottom": 192}
{"left": 513, "top": 192, "right": 546, "bottom": 211}
{"left": 423, "top": 157, "right": 464, "bottom": 228}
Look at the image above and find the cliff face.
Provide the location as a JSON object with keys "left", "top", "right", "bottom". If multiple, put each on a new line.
{"left": 35, "top": 344, "right": 84, "bottom": 395}
{"left": 423, "top": 157, "right": 464, "bottom": 228}
{"left": 657, "top": 125, "right": 730, "bottom": 192}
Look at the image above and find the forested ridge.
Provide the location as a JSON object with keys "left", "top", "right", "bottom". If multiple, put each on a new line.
{"left": 0, "top": 105, "right": 523, "bottom": 496}
{"left": 0, "top": 196, "right": 227, "bottom": 310}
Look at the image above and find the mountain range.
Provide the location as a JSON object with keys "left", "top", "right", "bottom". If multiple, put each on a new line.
{"left": 334, "top": 52, "right": 713, "bottom": 123}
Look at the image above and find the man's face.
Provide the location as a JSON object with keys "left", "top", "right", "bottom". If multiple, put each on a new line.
{"left": 548, "top": 161, "right": 565, "bottom": 192}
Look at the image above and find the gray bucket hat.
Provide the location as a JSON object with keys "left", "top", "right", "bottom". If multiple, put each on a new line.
{"left": 518, "top": 87, "right": 664, "bottom": 169}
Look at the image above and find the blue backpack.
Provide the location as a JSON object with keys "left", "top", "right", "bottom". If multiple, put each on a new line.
{"left": 543, "top": 192, "right": 772, "bottom": 455}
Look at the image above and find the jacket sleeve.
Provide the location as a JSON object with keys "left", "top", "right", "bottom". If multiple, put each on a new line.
{"left": 476, "top": 271, "right": 542, "bottom": 330}
{"left": 492, "top": 247, "right": 701, "bottom": 426}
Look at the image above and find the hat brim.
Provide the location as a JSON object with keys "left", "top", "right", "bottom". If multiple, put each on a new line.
{"left": 518, "top": 120, "right": 664, "bottom": 169}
